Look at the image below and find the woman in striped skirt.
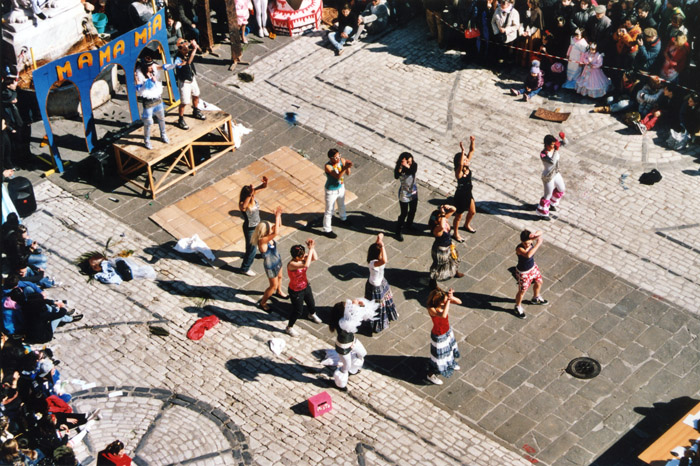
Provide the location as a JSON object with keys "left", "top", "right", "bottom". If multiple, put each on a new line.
{"left": 426, "top": 287, "right": 462, "bottom": 385}
{"left": 428, "top": 204, "right": 464, "bottom": 289}
{"left": 364, "top": 233, "right": 398, "bottom": 333}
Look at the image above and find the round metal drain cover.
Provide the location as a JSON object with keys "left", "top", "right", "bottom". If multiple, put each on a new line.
{"left": 567, "top": 357, "right": 601, "bottom": 379}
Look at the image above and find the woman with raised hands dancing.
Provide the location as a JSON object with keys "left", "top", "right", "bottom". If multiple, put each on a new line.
{"left": 286, "top": 239, "right": 323, "bottom": 337}
{"left": 452, "top": 136, "right": 478, "bottom": 243}
{"left": 252, "top": 206, "right": 287, "bottom": 312}
{"left": 238, "top": 175, "right": 267, "bottom": 276}
{"left": 364, "top": 233, "right": 398, "bottom": 333}
{"left": 426, "top": 287, "right": 462, "bottom": 385}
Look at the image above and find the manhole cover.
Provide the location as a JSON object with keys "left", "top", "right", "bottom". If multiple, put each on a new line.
{"left": 566, "top": 357, "right": 601, "bottom": 379}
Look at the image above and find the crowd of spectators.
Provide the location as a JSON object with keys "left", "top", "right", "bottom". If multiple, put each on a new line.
{"left": 324, "top": 0, "right": 699, "bottom": 142}
{"left": 1, "top": 210, "right": 130, "bottom": 465}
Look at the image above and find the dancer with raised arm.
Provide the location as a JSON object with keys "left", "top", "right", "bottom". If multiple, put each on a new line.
{"left": 426, "top": 287, "right": 462, "bottom": 385}
{"left": 252, "top": 206, "right": 287, "bottom": 312}
{"left": 364, "top": 233, "right": 398, "bottom": 333}
{"left": 286, "top": 239, "right": 322, "bottom": 337}
{"left": 513, "top": 229, "right": 549, "bottom": 318}
{"left": 452, "top": 136, "right": 477, "bottom": 242}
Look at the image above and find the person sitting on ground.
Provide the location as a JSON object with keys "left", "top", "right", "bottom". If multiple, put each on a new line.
{"left": 358, "top": 0, "right": 391, "bottom": 38}
{"left": 97, "top": 440, "right": 132, "bottom": 466}
{"left": 593, "top": 70, "right": 640, "bottom": 113}
{"left": 22, "top": 292, "right": 83, "bottom": 344}
{"left": 0, "top": 438, "right": 40, "bottom": 465}
{"left": 635, "top": 75, "right": 664, "bottom": 118}
{"left": 328, "top": 4, "right": 362, "bottom": 55}
{"left": 678, "top": 93, "right": 700, "bottom": 142}
{"left": 510, "top": 60, "right": 544, "bottom": 101}
{"left": 15, "top": 259, "right": 55, "bottom": 290}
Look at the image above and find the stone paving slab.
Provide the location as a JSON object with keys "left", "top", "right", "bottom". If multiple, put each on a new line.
{"left": 218, "top": 20, "right": 700, "bottom": 315}
{"left": 27, "top": 181, "right": 530, "bottom": 466}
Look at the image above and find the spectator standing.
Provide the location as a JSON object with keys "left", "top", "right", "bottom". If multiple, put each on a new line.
{"left": 633, "top": 27, "right": 661, "bottom": 72}
{"left": 659, "top": 33, "right": 690, "bottom": 82}
{"left": 563, "top": 28, "right": 588, "bottom": 88}
{"left": 575, "top": 42, "right": 610, "bottom": 98}
{"left": 491, "top": 0, "right": 521, "bottom": 66}
{"left": 513, "top": 230, "right": 548, "bottom": 318}
{"left": 516, "top": 0, "right": 544, "bottom": 67}
{"left": 175, "top": 0, "right": 199, "bottom": 41}
{"left": 323, "top": 148, "right": 352, "bottom": 239}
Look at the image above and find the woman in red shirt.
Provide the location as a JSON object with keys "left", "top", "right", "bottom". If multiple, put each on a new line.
{"left": 285, "top": 239, "right": 322, "bottom": 337}
{"left": 97, "top": 440, "right": 131, "bottom": 466}
{"left": 426, "top": 287, "right": 462, "bottom": 385}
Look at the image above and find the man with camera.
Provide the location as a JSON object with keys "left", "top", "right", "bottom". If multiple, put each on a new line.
{"left": 174, "top": 38, "right": 206, "bottom": 130}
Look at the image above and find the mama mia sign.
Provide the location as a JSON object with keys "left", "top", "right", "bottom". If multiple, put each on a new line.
{"left": 32, "top": 9, "right": 179, "bottom": 171}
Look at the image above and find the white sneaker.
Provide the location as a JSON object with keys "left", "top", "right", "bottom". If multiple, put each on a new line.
{"left": 244, "top": 269, "right": 256, "bottom": 277}
{"left": 427, "top": 374, "right": 443, "bottom": 385}
{"left": 454, "top": 364, "right": 461, "bottom": 371}
{"left": 285, "top": 326, "right": 299, "bottom": 337}
{"left": 308, "top": 313, "right": 322, "bottom": 324}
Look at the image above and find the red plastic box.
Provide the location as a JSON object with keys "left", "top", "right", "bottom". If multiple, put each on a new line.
{"left": 308, "top": 391, "right": 332, "bottom": 418}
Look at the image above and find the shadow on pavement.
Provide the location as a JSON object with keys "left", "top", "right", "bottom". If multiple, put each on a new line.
{"left": 365, "top": 354, "right": 430, "bottom": 385}
{"left": 456, "top": 291, "right": 515, "bottom": 314}
{"left": 478, "top": 200, "right": 542, "bottom": 221}
{"left": 156, "top": 279, "right": 260, "bottom": 305}
{"left": 226, "top": 356, "right": 329, "bottom": 387}
{"left": 592, "top": 396, "right": 700, "bottom": 466}
{"left": 184, "top": 305, "right": 285, "bottom": 334}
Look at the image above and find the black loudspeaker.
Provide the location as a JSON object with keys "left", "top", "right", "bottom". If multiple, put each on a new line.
{"left": 7, "top": 176, "right": 37, "bottom": 218}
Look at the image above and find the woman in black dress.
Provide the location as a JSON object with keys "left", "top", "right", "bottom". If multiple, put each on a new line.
{"left": 452, "top": 136, "right": 477, "bottom": 243}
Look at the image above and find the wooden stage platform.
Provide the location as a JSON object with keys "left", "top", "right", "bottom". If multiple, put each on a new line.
{"left": 113, "top": 108, "right": 235, "bottom": 199}
{"left": 639, "top": 401, "right": 700, "bottom": 463}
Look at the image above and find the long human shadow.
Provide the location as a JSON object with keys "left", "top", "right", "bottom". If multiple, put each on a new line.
{"left": 477, "top": 200, "right": 542, "bottom": 221}
{"left": 592, "top": 396, "right": 700, "bottom": 466}
{"left": 156, "top": 279, "right": 261, "bottom": 306}
{"left": 364, "top": 354, "right": 431, "bottom": 385}
{"left": 184, "top": 304, "right": 285, "bottom": 334}
{"left": 226, "top": 356, "right": 329, "bottom": 387}
{"left": 454, "top": 291, "right": 515, "bottom": 314}
{"left": 300, "top": 210, "right": 400, "bottom": 238}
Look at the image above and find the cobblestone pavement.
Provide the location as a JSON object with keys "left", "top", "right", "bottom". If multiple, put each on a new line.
{"left": 29, "top": 182, "right": 532, "bottom": 465}
{"left": 218, "top": 21, "right": 700, "bottom": 314}
{"left": 15, "top": 19, "right": 700, "bottom": 466}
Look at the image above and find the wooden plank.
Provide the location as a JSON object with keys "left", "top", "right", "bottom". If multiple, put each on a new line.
{"left": 113, "top": 108, "right": 231, "bottom": 166}
{"left": 113, "top": 108, "right": 236, "bottom": 199}
{"left": 639, "top": 401, "right": 700, "bottom": 464}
